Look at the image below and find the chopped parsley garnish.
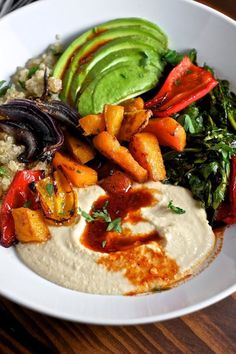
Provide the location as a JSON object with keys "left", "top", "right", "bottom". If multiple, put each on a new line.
{"left": 106, "top": 217, "right": 122, "bottom": 233}
{"left": 27, "top": 66, "right": 39, "bottom": 79}
{"left": 45, "top": 183, "right": 54, "bottom": 197}
{"left": 23, "top": 200, "right": 32, "bottom": 208}
{"left": 18, "top": 80, "right": 26, "bottom": 89}
{"left": 0, "top": 166, "right": 8, "bottom": 176}
{"left": 77, "top": 170, "right": 81, "bottom": 174}
{"left": 0, "top": 80, "right": 10, "bottom": 97}
{"left": 101, "top": 240, "right": 107, "bottom": 248}
{"left": 79, "top": 201, "right": 122, "bottom": 233}
{"left": 168, "top": 200, "right": 186, "bottom": 214}
{"left": 92, "top": 201, "right": 111, "bottom": 223}
{"left": 78, "top": 207, "right": 94, "bottom": 223}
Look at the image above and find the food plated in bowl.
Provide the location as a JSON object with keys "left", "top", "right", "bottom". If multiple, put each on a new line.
{"left": 0, "top": 0, "right": 235, "bottom": 324}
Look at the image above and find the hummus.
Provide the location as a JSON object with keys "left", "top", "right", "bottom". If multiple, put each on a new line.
{"left": 16, "top": 182, "right": 216, "bottom": 295}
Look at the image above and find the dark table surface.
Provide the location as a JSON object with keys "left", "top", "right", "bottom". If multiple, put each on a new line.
{"left": 1, "top": 1, "right": 236, "bottom": 353}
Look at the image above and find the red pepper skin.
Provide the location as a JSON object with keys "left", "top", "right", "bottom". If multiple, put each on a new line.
{"left": 216, "top": 156, "right": 236, "bottom": 224}
{"left": 0, "top": 170, "right": 43, "bottom": 247}
{"left": 145, "top": 56, "right": 218, "bottom": 116}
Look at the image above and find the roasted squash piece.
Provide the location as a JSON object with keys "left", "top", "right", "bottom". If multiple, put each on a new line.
{"left": 103, "top": 104, "right": 124, "bottom": 136}
{"left": 121, "top": 97, "right": 144, "bottom": 112}
{"left": 79, "top": 114, "right": 105, "bottom": 135}
{"left": 144, "top": 117, "right": 186, "bottom": 152}
{"left": 12, "top": 208, "right": 50, "bottom": 243}
{"left": 118, "top": 109, "right": 152, "bottom": 142}
{"left": 100, "top": 171, "right": 132, "bottom": 194}
{"left": 65, "top": 133, "right": 95, "bottom": 164}
{"left": 129, "top": 132, "right": 166, "bottom": 181}
{"left": 35, "top": 168, "right": 77, "bottom": 225}
{"left": 53, "top": 152, "right": 97, "bottom": 187}
{"left": 93, "top": 132, "right": 148, "bottom": 183}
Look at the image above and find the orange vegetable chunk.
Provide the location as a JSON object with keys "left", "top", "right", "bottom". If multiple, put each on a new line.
{"left": 144, "top": 117, "right": 186, "bottom": 152}
{"left": 104, "top": 104, "right": 124, "bottom": 136}
{"left": 53, "top": 152, "right": 97, "bottom": 187}
{"left": 129, "top": 132, "right": 166, "bottom": 181}
{"left": 93, "top": 132, "right": 148, "bottom": 183}
{"left": 79, "top": 114, "right": 105, "bottom": 135}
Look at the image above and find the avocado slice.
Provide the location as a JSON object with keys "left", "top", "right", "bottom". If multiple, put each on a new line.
{"left": 77, "top": 55, "right": 162, "bottom": 116}
{"left": 53, "top": 17, "right": 167, "bottom": 80}
{"left": 68, "top": 35, "right": 165, "bottom": 104}
{"left": 60, "top": 26, "right": 167, "bottom": 102}
{"left": 78, "top": 48, "right": 163, "bottom": 96}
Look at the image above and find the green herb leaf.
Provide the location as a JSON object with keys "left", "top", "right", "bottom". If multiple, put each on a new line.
{"left": 18, "top": 80, "right": 26, "bottom": 89}
{"left": 23, "top": 200, "right": 32, "bottom": 208}
{"left": 168, "top": 200, "right": 186, "bottom": 214}
{"left": 27, "top": 66, "right": 39, "bottom": 79}
{"left": 45, "top": 183, "right": 54, "bottom": 197}
{"left": 78, "top": 207, "right": 94, "bottom": 223}
{"left": 101, "top": 240, "right": 107, "bottom": 248}
{"left": 0, "top": 80, "right": 6, "bottom": 88}
{"left": 0, "top": 166, "right": 8, "bottom": 176}
{"left": 106, "top": 218, "right": 122, "bottom": 233}
{"left": 92, "top": 210, "right": 111, "bottom": 223}
{"left": 0, "top": 82, "right": 10, "bottom": 97}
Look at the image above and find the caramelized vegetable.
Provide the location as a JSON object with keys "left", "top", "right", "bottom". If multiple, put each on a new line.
{"left": 35, "top": 168, "right": 77, "bottom": 225}
{"left": 65, "top": 133, "right": 95, "bottom": 164}
{"left": 103, "top": 104, "right": 124, "bottom": 136}
{"left": 121, "top": 97, "right": 144, "bottom": 112}
{"left": 53, "top": 152, "right": 98, "bottom": 187}
{"left": 12, "top": 208, "right": 50, "bottom": 243}
{"left": 79, "top": 114, "right": 105, "bottom": 135}
{"left": 93, "top": 132, "right": 148, "bottom": 183}
{"left": 144, "top": 117, "right": 186, "bottom": 152}
{"left": 100, "top": 171, "right": 132, "bottom": 194}
{"left": 0, "top": 170, "right": 43, "bottom": 247}
{"left": 129, "top": 132, "right": 166, "bottom": 181}
{"left": 118, "top": 109, "right": 152, "bottom": 142}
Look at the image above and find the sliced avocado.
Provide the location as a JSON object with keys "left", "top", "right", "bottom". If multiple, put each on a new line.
{"left": 60, "top": 26, "right": 167, "bottom": 102}
{"left": 77, "top": 56, "right": 162, "bottom": 116}
{"left": 79, "top": 48, "right": 163, "bottom": 95}
{"left": 68, "top": 35, "right": 165, "bottom": 104}
{"left": 70, "top": 45, "right": 164, "bottom": 103}
{"left": 53, "top": 17, "right": 167, "bottom": 80}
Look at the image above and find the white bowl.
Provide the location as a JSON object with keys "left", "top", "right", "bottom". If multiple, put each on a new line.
{"left": 0, "top": 0, "right": 235, "bottom": 324}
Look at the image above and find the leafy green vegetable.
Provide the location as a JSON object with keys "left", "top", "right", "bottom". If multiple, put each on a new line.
{"left": 164, "top": 48, "right": 197, "bottom": 66}
{"left": 167, "top": 200, "right": 186, "bottom": 214}
{"left": 164, "top": 79, "right": 236, "bottom": 221}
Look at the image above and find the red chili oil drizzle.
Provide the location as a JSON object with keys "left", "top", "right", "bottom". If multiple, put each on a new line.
{"left": 80, "top": 188, "right": 161, "bottom": 253}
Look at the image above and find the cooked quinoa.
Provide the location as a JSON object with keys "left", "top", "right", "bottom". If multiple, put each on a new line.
{"left": 0, "top": 42, "right": 63, "bottom": 198}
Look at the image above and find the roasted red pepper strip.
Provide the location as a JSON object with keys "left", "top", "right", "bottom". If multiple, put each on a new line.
{"left": 0, "top": 170, "right": 43, "bottom": 247}
{"left": 145, "top": 56, "right": 218, "bottom": 116}
{"left": 216, "top": 156, "right": 236, "bottom": 224}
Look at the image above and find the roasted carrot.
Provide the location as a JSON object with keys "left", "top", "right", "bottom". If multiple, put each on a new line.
{"left": 53, "top": 152, "right": 97, "bottom": 187}
{"left": 144, "top": 117, "right": 186, "bottom": 152}
{"left": 79, "top": 114, "right": 105, "bottom": 135}
{"left": 129, "top": 132, "right": 166, "bottom": 181}
{"left": 93, "top": 132, "right": 148, "bottom": 183}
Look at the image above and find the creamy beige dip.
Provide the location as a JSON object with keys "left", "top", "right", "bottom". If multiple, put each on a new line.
{"left": 16, "top": 182, "right": 216, "bottom": 295}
